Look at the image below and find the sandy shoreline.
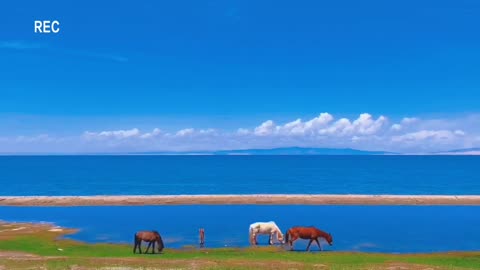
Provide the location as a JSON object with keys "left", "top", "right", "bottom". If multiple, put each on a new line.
{"left": 1, "top": 194, "right": 480, "bottom": 206}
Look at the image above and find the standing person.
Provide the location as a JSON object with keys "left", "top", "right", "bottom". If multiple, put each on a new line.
{"left": 199, "top": 228, "right": 205, "bottom": 248}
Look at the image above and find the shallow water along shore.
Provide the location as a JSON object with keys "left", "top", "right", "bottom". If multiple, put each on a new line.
{"left": 0, "top": 221, "right": 479, "bottom": 270}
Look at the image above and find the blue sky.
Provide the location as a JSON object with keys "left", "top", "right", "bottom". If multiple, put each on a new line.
{"left": 1, "top": 1, "right": 479, "bottom": 153}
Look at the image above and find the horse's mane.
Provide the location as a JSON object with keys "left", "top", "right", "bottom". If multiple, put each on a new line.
{"left": 152, "top": 230, "right": 159, "bottom": 235}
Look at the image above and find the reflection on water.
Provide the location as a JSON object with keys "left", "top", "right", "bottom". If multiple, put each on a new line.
{"left": 1, "top": 205, "right": 479, "bottom": 253}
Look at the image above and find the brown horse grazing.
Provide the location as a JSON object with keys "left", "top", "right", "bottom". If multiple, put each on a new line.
{"left": 133, "top": 231, "right": 164, "bottom": 254}
{"left": 285, "top": 226, "right": 333, "bottom": 251}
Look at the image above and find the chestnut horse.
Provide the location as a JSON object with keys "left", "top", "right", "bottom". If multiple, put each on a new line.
{"left": 133, "top": 230, "right": 164, "bottom": 254}
{"left": 285, "top": 226, "right": 333, "bottom": 251}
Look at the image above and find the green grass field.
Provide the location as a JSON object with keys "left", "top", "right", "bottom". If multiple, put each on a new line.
{"left": 0, "top": 222, "right": 479, "bottom": 269}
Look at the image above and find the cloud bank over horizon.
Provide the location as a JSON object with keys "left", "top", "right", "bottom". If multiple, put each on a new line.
{"left": 1, "top": 113, "right": 479, "bottom": 154}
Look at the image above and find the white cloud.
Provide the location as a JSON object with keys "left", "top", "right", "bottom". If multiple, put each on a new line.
{"left": 390, "top": 124, "right": 402, "bottom": 131}
{"left": 254, "top": 120, "right": 276, "bottom": 136}
{"left": 321, "top": 118, "right": 351, "bottom": 135}
{"left": 391, "top": 130, "right": 464, "bottom": 143}
{"left": 2, "top": 113, "right": 479, "bottom": 154}
{"left": 237, "top": 128, "right": 250, "bottom": 135}
{"left": 390, "top": 117, "right": 420, "bottom": 132}
{"left": 281, "top": 118, "right": 304, "bottom": 135}
{"left": 351, "top": 114, "right": 387, "bottom": 135}
{"left": 176, "top": 128, "right": 195, "bottom": 137}
{"left": 253, "top": 113, "right": 387, "bottom": 137}
{"left": 199, "top": 129, "right": 216, "bottom": 135}
{"left": 84, "top": 128, "right": 141, "bottom": 140}
{"left": 140, "top": 128, "right": 162, "bottom": 139}
{"left": 83, "top": 127, "right": 215, "bottom": 141}
{"left": 15, "top": 134, "right": 54, "bottom": 143}
{"left": 75, "top": 113, "right": 472, "bottom": 154}
{"left": 276, "top": 113, "right": 334, "bottom": 136}
{"left": 401, "top": 117, "right": 419, "bottom": 124}
{"left": 303, "top": 113, "right": 334, "bottom": 133}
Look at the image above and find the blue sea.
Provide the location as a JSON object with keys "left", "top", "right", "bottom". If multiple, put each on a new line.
{"left": 0, "top": 156, "right": 479, "bottom": 253}
{"left": 0, "top": 155, "right": 479, "bottom": 195}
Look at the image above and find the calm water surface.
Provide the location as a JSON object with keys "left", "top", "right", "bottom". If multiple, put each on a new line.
{"left": 0, "top": 156, "right": 479, "bottom": 195}
{"left": 1, "top": 205, "right": 479, "bottom": 253}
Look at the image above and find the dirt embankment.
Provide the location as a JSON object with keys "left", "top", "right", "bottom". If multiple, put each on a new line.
{"left": 1, "top": 194, "right": 480, "bottom": 206}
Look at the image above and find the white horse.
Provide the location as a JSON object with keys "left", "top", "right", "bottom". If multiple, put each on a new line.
{"left": 249, "top": 221, "right": 284, "bottom": 245}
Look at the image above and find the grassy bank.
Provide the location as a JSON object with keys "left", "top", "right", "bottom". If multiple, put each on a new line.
{"left": 0, "top": 222, "right": 479, "bottom": 269}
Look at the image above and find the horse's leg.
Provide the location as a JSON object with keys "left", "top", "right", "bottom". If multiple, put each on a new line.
{"left": 152, "top": 241, "right": 155, "bottom": 254}
{"left": 269, "top": 232, "right": 274, "bottom": 245}
{"left": 253, "top": 233, "right": 258, "bottom": 245}
{"left": 145, "top": 242, "right": 152, "bottom": 253}
{"left": 315, "top": 238, "right": 322, "bottom": 251}
{"left": 290, "top": 235, "right": 298, "bottom": 251}
{"left": 139, "top": 240, "right": 143, "bottom": 254}
{"left": 306, "top": 239, "right": 313, "bottom": 251}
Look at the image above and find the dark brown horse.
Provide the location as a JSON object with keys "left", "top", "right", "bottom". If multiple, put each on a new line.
{"left": 285, "top": 226, "right": 333, "bottom": 251}
{"left": 133, "top": 231, "right": 164, "bottom": 254}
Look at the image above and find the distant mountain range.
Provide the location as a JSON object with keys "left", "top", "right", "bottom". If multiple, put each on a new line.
{"left": 430, "top": 148, "right": 480, "bottom": 155}
{"left": 213, "top": 147, "right": 393, "bottom": 155}
{"left": 3, "top": 147, "right": 479, "bottom": 156}
{"left": 135, "top": 146, "right": 480, "bottom": 155}
{"left": 137, "top": 147, "right": 395, "bottom": 155}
